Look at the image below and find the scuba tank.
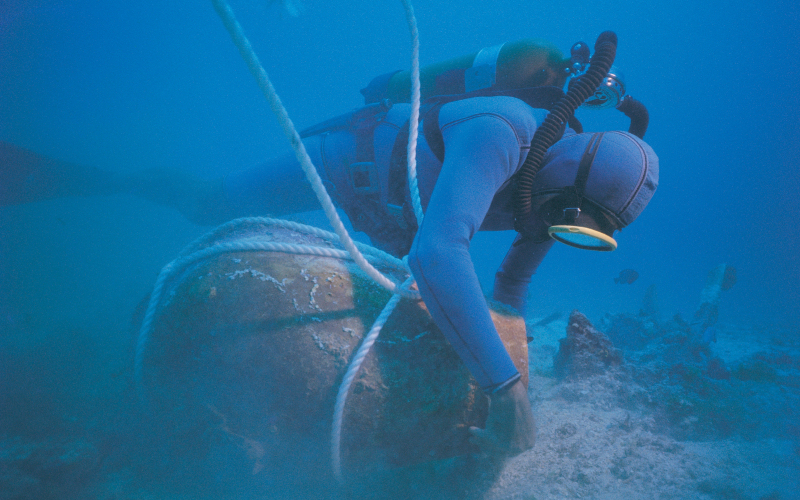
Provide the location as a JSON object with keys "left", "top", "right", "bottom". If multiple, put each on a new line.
{"left": 362, "top": 39, "right": 572, "bottom": 104}
{"left": 306, "top": 39, "right": 573, "bottom": 139}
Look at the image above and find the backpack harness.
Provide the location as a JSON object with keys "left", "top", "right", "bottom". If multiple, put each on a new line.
{"left": 299, "top": 84, "right": 570, "bottom": 256}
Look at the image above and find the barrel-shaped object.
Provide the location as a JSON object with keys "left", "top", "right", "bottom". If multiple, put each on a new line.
{"left": 138, "top": 220, "right": 527, "bottom": 489}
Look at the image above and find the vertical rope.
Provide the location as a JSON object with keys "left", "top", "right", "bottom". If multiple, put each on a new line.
{"left": 330, "top": 276, "right": 415, "bottom": 482}
{"left": 400, "top": 0, "right": 424, "bottom": 226}
{"left": 208, "top": 0, "right": 428, "bottom": 484}
{"left": 210, "top": 0, "right": 418, "bottom": 300}
{"left": 332, "top": 5, "right": 423, "bottom": 480}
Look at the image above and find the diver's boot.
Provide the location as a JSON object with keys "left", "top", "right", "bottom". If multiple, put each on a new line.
{"left": 469, "top": 379, "right": 536, "bottom": 457}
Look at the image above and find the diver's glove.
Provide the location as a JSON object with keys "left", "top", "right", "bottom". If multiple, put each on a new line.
{"left": 469, "top": 379, "right": 537, "bottom": 457}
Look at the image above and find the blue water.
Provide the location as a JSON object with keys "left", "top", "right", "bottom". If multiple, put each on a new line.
{"left": 1, "top": 0, "right": 798, "bottom": 498}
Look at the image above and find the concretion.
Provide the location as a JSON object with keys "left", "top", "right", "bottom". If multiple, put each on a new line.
{"left": 137, "top": 221, "right": 527, "bottom": 484}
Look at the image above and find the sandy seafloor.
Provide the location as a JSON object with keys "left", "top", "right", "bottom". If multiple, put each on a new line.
{"left": 1, "top": 310, "right": 798, "bottom": 500}
{"left": 480, "top": 320, "right": 800, "bottom": 500}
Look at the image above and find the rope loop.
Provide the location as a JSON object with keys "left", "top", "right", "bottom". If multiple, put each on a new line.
{"left": 134, "top": 217, "right": 416, "bottom": 393}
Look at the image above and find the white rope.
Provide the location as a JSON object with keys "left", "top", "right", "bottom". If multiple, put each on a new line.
{"left": 134, "top": 231, "right": 403, "bottom": 392}
{"left": 177, "top": 216, "right": 407, "bottom": 270}
{"left": 400, "top": 0, "right": 425, "bottom": 226}
{"left": 210, "top": 0, "right": 418, "bottom": 301}
{"left": 331, "top": 275, "right": 415, "bottom": 482}
{"left": 203, "top": 1, "right": 427, "bottom": 483}
{"left": 330, "top": 4, "right": 424, "bottom": 481}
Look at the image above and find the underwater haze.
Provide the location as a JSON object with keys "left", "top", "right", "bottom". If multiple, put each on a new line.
{"left": 1, "top": 0, "right": 799, "bottom": 498}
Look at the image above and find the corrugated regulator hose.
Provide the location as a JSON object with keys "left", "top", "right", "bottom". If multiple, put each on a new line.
{"left": 616, "top": 94, "right": 649, "bottom": 139}
{"left": 513, "top": 31, "right": 618, "bottom": 232}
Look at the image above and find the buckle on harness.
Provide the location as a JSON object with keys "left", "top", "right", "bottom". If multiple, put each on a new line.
{"left": 349, "top": 162, "right": 379, "bottom": 194}
{"left": 386, "top": 203, "right": 408, "bottom": 230}
{"left": 563, "top": 207, "right": 581, "bottom": 221}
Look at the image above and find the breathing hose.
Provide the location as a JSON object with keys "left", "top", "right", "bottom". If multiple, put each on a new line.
{"left": 513, "top": 31, "right": 618, "bottom": 232}
{"left": 616, "top": 95, "right": 649, "bottom": 139}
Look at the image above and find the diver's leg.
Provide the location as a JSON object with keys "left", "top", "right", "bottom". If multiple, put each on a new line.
{"left": 130, "top": 133, "right": 353, "bottom": 225}
{"left": 0, "top": 140, "right": 227, "bottom": 224}
{"left": 223, "top": 133, "right": 356, "bottom": 220}
{"left": 1, "top": 134, "right": 354, "bottom": 226}
{"left": 0, "top": 141, "right": 125, "bottom": 206}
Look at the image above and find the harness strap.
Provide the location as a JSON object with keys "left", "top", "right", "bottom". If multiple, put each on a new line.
{"left": 561, "top": 132, "right": 604, "bottom": 223}
{"left": 350, "top": 116, "right": 378, "bottom": 194}
{"left": 422, "top": 105, "right": 446, "bottom": 163}
{"left": 420, "top": 85, "right": 569, "bottom": 164}
{"left": 575, "top": 132, "right": 603, "bottom": 196}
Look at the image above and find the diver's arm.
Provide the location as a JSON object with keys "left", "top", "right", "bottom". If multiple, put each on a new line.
{"left": 408, "top": 103, "right": 538, "bottom": 457}
{"left": 492, "top": 235, "right": 554, "bottom": 314}
{"left": 407, "top": 111, "right": 524, "bottom": 393}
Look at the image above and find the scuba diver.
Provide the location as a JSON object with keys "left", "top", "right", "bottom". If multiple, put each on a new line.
{"left": 0, "top": 32, "right": 658, "bottom": 457}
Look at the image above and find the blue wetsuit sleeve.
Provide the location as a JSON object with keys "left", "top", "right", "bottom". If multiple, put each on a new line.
{"left": 407, "top": 112, "right": 527, "bottom": 393}
{"left": 492, "top": 235, "right": 554, "bottom": 314}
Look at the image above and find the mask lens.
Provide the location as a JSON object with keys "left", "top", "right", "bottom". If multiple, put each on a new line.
{"left": 548, "top": 225, "right": 617, "bottom": 251}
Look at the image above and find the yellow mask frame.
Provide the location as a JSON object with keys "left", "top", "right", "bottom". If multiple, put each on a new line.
{"left": 548, "top": 225, "right": 617, "bottom": 251}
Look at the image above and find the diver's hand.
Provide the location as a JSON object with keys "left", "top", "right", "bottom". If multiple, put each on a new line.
{"left": 469, "top": 379, "right": 536, "bottom": 457}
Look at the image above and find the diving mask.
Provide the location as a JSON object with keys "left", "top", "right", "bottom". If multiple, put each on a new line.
{"left": 536, "top": 132, "right": 619, "bottom": 251}
{"left": 543, "top": 203, "right": 618, "bottom": 251}
{"left": 548, "top": 224, "right": 617, "bottom": 251}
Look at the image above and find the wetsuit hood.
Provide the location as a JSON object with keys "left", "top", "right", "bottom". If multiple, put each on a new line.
{"left": 532, "top": 130, "right": 658, "bottom": 232}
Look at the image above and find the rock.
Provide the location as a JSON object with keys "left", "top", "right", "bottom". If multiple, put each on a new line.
{"left": 705, "top": 356, "right": 731, "bottom": 380}
{"left": 0, "top": 438, "right": 100, "bottom": 500}
{"left": 136, "top": 220, "right": 527, "bottom": 493}
{"left": 554, "top": 311, "right": 622, "bottom": 378}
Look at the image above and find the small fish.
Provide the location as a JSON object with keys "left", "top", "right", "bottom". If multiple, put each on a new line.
{"left": 614, "top": 269, "right": 639, "bottom": 284}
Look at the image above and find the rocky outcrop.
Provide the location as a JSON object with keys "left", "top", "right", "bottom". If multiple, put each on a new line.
{"left": 553, "top": 311, "right": 623, "bottom": 378}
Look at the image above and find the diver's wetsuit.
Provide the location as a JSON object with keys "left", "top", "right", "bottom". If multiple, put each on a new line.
{"left": 224, "top": 96, "right": 557, "bottom": 392}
